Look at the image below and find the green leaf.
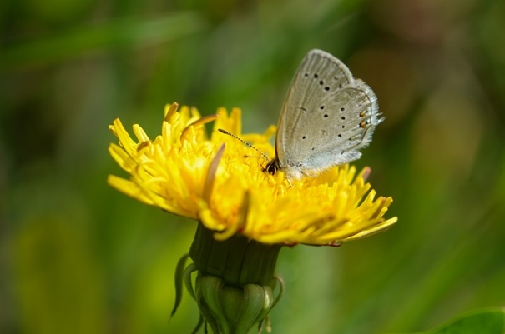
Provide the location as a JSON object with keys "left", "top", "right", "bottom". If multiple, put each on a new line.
{"left": 0, "top": 12, "right": 207, "bottom": 70}
{"left": 390, "top": 308, "right": 505, "bottom": 334}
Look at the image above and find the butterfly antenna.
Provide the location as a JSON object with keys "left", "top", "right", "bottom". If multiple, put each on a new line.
{"left": 218, "top": 129, "right": 269, "bottom": 161}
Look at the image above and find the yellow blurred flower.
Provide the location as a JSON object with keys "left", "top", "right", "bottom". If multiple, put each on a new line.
{"left": 108, "top": 102, "right": 397, "bottom": 246}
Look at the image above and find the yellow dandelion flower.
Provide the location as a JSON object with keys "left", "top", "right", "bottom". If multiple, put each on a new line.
{"left": 108, "top": 102, "right": 397, "bottom": 246}
{"left": 108, "top": 102, "right": 397, "bottom": 334}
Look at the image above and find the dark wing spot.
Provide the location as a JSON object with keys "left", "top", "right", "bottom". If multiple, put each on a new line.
{"left": 324, "top": 86, "right": 330, "bottom": 91}
{"left": 342, "top": 125, "right": 345, "bottom": 128}
{"left": 311, "top": 147, "right": 315, "bottom": 150}
{"left": 341, "top": 116, "right": 346, "bottom": 120}
{"left": 324, "top": 114, "right": 328, "bottom": 118}
{"left": 320, "top": 106, "right": 325, "bottom": 110}
{"left": 305, "top": 73, "right": 309, "bottom": 77}
{"left": 300, "top": 107, "right": 307, "bottom": 111}
{"left": 302, "top": 136, "right": 306, "bottom": 139}
{"left": 340, "top": 107, "right": 345, "bottom": 112}
{"left": 319, "top": 80, "right": 324, "bottom": 85}
{"left": 338, "top": 134, "right": 342, "bottom": 137}
{"left": 314, "top": 73, "right": 319, "bottom": 78}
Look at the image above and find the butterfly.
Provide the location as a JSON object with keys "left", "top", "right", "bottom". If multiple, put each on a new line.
{"left": 263, "top": 49, "right": 384, "bottom": 179}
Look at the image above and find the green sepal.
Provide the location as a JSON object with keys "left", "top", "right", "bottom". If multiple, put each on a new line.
{"left": 170, "top": 253, "right": 190, "bottom": 319}
{"left": 184, "top": 263, "right": 197, "bottom": 299}
{"left": 197, "top": 275, "right": 228, "bottom": 334}
{"left": 236, "top": 284, "right": 270, "bottom": 334}
{"left": 190, "top": 314, "right": 204, "bottom": 334}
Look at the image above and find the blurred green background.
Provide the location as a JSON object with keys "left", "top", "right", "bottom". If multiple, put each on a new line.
{"left": 1, "top": 0, "right": 505, "bottom": 333}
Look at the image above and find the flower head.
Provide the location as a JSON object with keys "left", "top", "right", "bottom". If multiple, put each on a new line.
{"left": 108, "top": 103, "right": 397, "bottom": 246}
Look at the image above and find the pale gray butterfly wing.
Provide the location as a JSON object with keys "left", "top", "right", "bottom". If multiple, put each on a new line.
{"left": 275, "top": 49, "right": 383, "bottom": 178}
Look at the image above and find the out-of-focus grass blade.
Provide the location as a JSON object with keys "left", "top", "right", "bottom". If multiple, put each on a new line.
{"left": 0, "top": 12, "right": 207, "bottom": 70}
{"left": 390, "top": 308, "right": 505, "bottom": 334}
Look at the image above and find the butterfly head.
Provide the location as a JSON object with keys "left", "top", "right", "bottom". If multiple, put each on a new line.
{"left": 262, "top": 157, "right": 281, "bottom": 175}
